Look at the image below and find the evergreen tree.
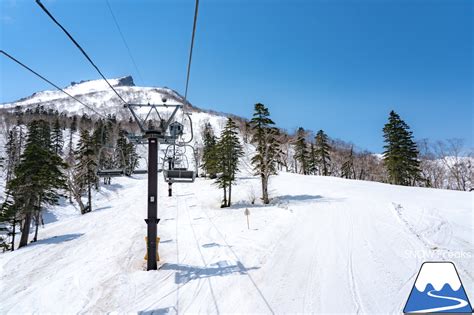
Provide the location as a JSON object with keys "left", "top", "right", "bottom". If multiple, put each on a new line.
{"left": 4, "top": 129, "right": 19, "bottom": 183}
{"left": 70, "top": 115, "right": 78, "bottom": 133}
{"left": 116, "top": 130, "right": 138, "bottom": 177}
{"left": 382, "top": 110, "right": 421, "bottom": 186}
{"left": 315, "top": 129, "right": 331, "bottom": 176}
{"left": 7, "top": 120, "right": 67, "bottom": 248}
{"left": 66, "top": 117, "right": 77, "bottom": 165}
{"left": 65, "top": 117, "right": 78, "bottom": 203}
{"left": 294, "top": 127, "right": 309, "bottom": 175}
{"left": 0, "top": 194, "right": 17, "bottom": 252}
{"left": 307, "top": 143, "right": 318, "bottom": 175}
{"left": 202, "top": 123, "right": 219, "bottom": 179}
{"left": 250, "top": 103, "right": 280, "bottom": 204}
{"left": 74, "top": 129, "right": 98, "bottom": 214}
{"left": 341, "top": 146, "right": 355, "bottom": 179}
{"left": 52, "top": 117, "right": 64, "bottom": 156}
{"left": 215, "top": 118, "right": 244, "bottom": 207}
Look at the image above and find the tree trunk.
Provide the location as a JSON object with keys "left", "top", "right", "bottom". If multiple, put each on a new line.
{"left": 88, "top": 182, "right": 92, "bottom": 213}
{"left": 262, "top": 175, "right": 269, "bottom": 204}
{"left": 32, "top": 211, "right": 40, "bottom": 242}
{"left": 228, "top": 182, "right": 232, "bottom": 207}
{"left": 32, "top": 197, "right": 42, "bottom": 242}
{"left": 222, "top": 185, "right": 227, "bottom": 208}
{"left": 19, "top": 212, "right": 32, "bottom": 248}
{"left": 11, "top": 218, "right": 16, "bottom": 251}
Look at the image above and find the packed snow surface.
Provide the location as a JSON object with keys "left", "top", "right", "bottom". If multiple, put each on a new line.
{"left": 0, "top": 173, "right": 472, "bottom": 313}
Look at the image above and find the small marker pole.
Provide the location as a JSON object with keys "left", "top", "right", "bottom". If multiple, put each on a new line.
{"left": 244, "top": 208, "right": 250, "bottom": 229}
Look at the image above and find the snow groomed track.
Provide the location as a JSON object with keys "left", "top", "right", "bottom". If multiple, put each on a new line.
{"left": 0, "top": 173, "right": 472, "bottom": 313}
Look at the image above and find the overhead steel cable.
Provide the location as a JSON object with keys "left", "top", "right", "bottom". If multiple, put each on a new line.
{"left": 184, "top": 0, "right": 200, "bottom": 101}
{"left": 1, "top": 50, "right": 107, "bottom": 118}
{"left": 105, "top": 0, "right": 145, "bottom": 85}
{"left": 35, "top": 0, "right": 128, "bottom": 105}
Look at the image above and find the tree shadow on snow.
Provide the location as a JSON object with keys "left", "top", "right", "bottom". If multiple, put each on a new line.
{"left": 272, "top": 194, "right": 345, "bottom": 203}
{"left": 160, "top": 260, "right": 260, "bottom": 285}
{"left": 138, "top": 306, "right": 177, "bottom": 315}
{"left": 229, "top": 201, "right": 266, "bottom": 209}
{"left": 202, "top": 242, "right": 223, "bottom": 248}
{"left": 31, "top": 233, "right": 83, "bottom": 246}
{"left": 94, "top": 206, "right": 112, "bottom": 212}
{"left": 274, "top": 194, "right": 323, "bottom": 202}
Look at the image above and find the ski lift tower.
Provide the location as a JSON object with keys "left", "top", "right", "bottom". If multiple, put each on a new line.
{"left": 125, "top": 98, "right": 183, "bottom": 270}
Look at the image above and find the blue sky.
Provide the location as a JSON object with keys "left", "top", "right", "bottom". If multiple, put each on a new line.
{"left": 1, "top": 0, "right": 472, "bottom": 152}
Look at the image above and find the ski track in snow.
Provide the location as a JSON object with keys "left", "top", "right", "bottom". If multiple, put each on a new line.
{"left": 0, "top": 173, "right": 472, "bottom": 313}
{"left": 347, "top": 209, "right": 363, "bottom": 314}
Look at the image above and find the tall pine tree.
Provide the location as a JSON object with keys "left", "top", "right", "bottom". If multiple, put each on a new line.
{"left": 308, "top": 143, "right": 318, "bottom": 175}
{"left": 215, "top": 118, "right": 244, "bottom": 207}
{"left": 294, "top": 127, "right": 309, "bottom": 175}
{"left": 250, "top": 103, "right": 280, "bottom": 204}
{"left": 202, "top": 123, "right": 219, "bottom": 179}
{"left": 341, "top": 146, "right": 355, "bottom": 179}
{"left": 382, "top": 111, "right": 421, "bottom": 186}
{"left": 315, "top": 130, "right": 331, "bottom": 176}
{"left": 74, "top": 129, "right": 98, "bottom": 214}
{"left": 52, "top": 117, "right": 64, "bottom": 156}
{"left": 116, "top": 130, "right": 138, "bottom": 176}
{"left": 7, "top": 120, "right": 66, "bottom": 248}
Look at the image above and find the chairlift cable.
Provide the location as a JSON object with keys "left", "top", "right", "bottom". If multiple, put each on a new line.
{"left": 105, "top": 0, "right": 145, "bottom": 85}
{"left": 35, "top": 0, "right": 128, "bottom": 105}
{"left": 184, "top": 0, "right": 199, "bottom": 101}
{"left": 1, "top": 50, "right": 107, "bottom": 119}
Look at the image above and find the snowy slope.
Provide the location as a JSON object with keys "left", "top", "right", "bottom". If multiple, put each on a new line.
{"left": 0, "top": 173, "right": 472, "bottom": 314}
{"left": 1, "top": 76, "right": 195, "bottom": 119}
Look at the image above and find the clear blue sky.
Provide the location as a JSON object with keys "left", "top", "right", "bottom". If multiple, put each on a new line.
{"left": 1, "top": 0, "right": 472, "bottom": 152}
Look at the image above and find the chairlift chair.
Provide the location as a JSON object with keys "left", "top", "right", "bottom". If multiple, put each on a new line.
{"left": 96, "top": 146, "right": 126, "bottom": 178}
{"left": 132, "top": 156, "right": 149, "bottom": 175}
{"left": 162, "top": 144, "right": 196, "bottom": 183}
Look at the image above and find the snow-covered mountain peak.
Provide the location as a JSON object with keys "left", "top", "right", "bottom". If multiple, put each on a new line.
{"left": 0, "top": 76, "right": 199, "bottom": 117}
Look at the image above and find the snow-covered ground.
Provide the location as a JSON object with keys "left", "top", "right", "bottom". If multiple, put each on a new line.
{"left": 0, "top": 172, "right": 472, "bottom": 314}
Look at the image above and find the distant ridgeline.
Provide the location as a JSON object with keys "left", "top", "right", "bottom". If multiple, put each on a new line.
{"left": 0, "top": 75, "right": 472, "bottom": 192}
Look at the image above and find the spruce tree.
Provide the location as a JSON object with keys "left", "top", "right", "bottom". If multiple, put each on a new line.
{"left": 52, "top": 117, "right": 64, "bottom": 156}
{"left": 294, "top": 127, "right": 309, "bottom": 175}
{"left": 67, "top": 116, "right": 78, "bottom": 164}
{"left": 202, "top": 123, "right": 219, "bottom": 179}
{"left": 116, "top": 130, "right": 138, "bottom": 176}
{"left": 308, "top": 143, "right": 318, "bottom": 175}
{"left": 74, "top": 129, "right": 98, "bottom": 214}
{"left": 250, "top": 103, "right": 280, "bottom": 204}
{"left": 315, "top": 129, "right": 331, "bottom": 176}
{"left": 4, "top": 129, "right": 19, "bottom": 184}
{"left": 215, "top": 118, "right": 244, "bottom": 207}
{"left": 341, "top": 146, "right": 355, "bottom": 179}
{"left": 7, "top": 120, "right": 66, "bottom": 248}
{"left": 0, "top": 194, "right": 17, "bottom": 252}
{"left": 382, "top": 110, "right": 421, "bottom": 186}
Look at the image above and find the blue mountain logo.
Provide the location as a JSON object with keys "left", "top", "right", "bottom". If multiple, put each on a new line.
{"left": 404, "top": 262, "right": 473, "bottom": 313}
